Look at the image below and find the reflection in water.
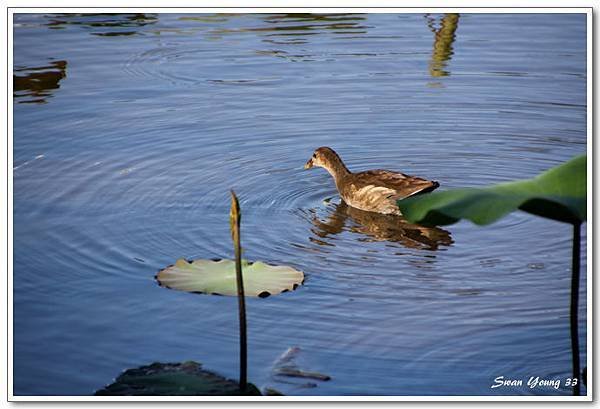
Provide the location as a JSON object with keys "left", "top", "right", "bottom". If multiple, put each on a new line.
{"left": 263, "top": 13, "right": 366, "bottom": 23}
{"left": 92, "top": 31, "right": 138, "bottom": 37}
{"left": 426, "top": 13, "right": 460, "bottom": 77}
{"left": 262, "top": 13, "right": 367, "bottom": 33}
{"left": 45, "top": 13, "right": 157, "bottom": 36}
{"left": 178, "top": 14, "right": 235, "bottom": 23}
{"left": 13, "top": 60, "right": 67, "bottom": 104}
{"left": 208, "top": 13, "right": 368, "bottom": 43}
{"left": 310, "top": 201, "right": 453, "bottom": 250}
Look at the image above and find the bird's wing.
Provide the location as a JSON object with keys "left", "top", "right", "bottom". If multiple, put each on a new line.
{"left": 352, "top": 170, "right": 439, "bottom": 200}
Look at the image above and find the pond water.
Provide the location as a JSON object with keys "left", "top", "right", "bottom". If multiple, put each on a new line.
{"left": 13, "top": 12, "right": 587, "bottom": 396}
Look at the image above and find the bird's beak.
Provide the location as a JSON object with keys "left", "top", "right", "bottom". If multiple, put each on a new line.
{"left": 304, "top": 158, "right": 314, "bottom": 170}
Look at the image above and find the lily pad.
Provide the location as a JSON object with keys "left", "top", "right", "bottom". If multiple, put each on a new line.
{"left": 397, "top": 154, "right": 586, "bottom": 226}
{"left": 95, "top": 361, "right": 261, "bottom": 396}
{"left": 156, "top": 258, "right": 304, "bottom": 298}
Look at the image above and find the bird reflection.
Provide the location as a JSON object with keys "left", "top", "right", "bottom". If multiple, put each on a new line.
{"left": 426, "top": 13, "right": 460, "bottom": 77}
{"left": 310, "top": 201, "right": 453, "bottom": 250}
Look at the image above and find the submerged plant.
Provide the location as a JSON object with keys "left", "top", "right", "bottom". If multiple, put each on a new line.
{"left": 397, "top": 154, "right": 586, "bottom": 395}
{"left": 95, "top": 361, "right": 260, "bottom": 396}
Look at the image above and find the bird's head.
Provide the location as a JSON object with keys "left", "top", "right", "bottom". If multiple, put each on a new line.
{"left": 304, "top": 146, "right": 339, "bottom": 170}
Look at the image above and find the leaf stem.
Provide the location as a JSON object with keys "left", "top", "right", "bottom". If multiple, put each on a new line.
{"left": 230, "top": 190, "right": 247, "bottom": 392}
{"left": 570, "top": 221, "right": 581, "bottom": 396}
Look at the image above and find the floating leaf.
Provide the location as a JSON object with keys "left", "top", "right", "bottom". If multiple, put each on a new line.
{"left": 397, "top": 154, "right": 586, "bottom": 226}
{"left": 156, "top": 258, "right": 304, "bottom": 298}
{"left": 95, "top": 361, "right": 261, "bottom": 396}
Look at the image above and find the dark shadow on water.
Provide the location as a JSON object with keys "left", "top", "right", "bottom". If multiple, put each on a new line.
{"left": 36, "top": 13, "right": 367, "bottom": 43}
{"left": 262, "top": 13, "right": 366, "bottom": 23}
{"left": 426, "top": 13, "right": 460, "bottom": 78}
{"left": 204, "top": 13, "right": 368, "bottom": 43}
{"left": 92, "top": 31, "right": 138, "bottom": 37}
{"left": 13, "top": 60, "right": 67, "bottom": 104}
{"left": 310, "top": 201, "right": 454, "bottom": 251}
{"left": 44, "top": 13, "right": 157, "bottom": 36}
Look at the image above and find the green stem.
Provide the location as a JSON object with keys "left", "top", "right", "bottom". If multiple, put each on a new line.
{"left": 570, "top": 222, "right": 581, "bottom": 396}
{"left": 230, "top": 191, "right": 247, "bottom": 392}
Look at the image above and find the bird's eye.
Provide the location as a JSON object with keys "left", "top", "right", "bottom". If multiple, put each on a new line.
{"left": 312, "top": 154, "right": 316, "bottom": 158}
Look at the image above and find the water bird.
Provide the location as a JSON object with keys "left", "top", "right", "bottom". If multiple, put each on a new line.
{"left": 304, "top": 147, "right": 439, "bottom": 215}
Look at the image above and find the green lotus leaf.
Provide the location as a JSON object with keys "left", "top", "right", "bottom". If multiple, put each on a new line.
{"left": 156, "top": 258, "right": 304, "bottom": 298}
{"left": 95, "top": 361, "right": 261, "bottom": 396}
{"left": 397, "top": 154, "right": 586, "bottom": 226}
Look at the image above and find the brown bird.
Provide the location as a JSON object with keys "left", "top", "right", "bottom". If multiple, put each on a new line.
{"left": 304, "top": 147, "right": 439, "bottom": 215}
